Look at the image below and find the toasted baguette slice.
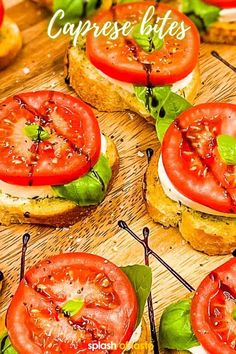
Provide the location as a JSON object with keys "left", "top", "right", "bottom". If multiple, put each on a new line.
{"left": 0, "top": 136, "right": 119, "bottom": 227}
{"left": 65, "top": 44, "right": 201, "bottom": 125}
{"left": 202, "top": 21, "right": 236, "bottom": 45}
{"left": 0, "top": 16, "right": 22, "bottom": 70}
{"left": 144, "top": 149, "right": 236, "bottom": 256}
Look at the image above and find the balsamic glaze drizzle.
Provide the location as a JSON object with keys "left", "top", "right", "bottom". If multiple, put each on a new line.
{"left": 146, "top": 148, "right": 154, "bottom": 163}
{"left": 0, "top": 271, "right": 3, "bottom": 282}
{"left": 211, "top": 51, "right": 236, "bottom": 73}
{"left": 142, "top": 227, "right": 159, "bottom": 354}
{"left": 232, "top": 249, "right": 236, "bottom": 257}
{"left": 20, "top": 233, "right": 30, "bottom": 281}
{"left": 91, "top": 170, "right": 105, "bottom": 191}
{"left": 13, "top": 93, "right": 93, "bottom": 184}
{"left": 118, "top": 220, "right": 195, "bottom": 292}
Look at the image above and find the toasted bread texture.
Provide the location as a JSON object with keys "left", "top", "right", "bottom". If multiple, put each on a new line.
{"left": 0, "top": 136, "right": 119, "bottom": 227}
{"left": 0, "top": 16, "right": 22, "bottom": 70}
{"left": 65, "top": 43, "right": 201, "bottom": 125}
{"left": 202, "top": 21, "right": 236, "bottom": 45}
{"left": 144, "top": 149, "right": 236, "bottom": 256}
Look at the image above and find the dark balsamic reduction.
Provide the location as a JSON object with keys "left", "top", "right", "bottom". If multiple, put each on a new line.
{"left": 0, "top": 271, "right": 3, "bottom": 282}
{"left": 211, "top": 51, "right": 236, "bottom": 73}
{"left": 20, "top": 233, "right": 30, "bottom": 281}
{"left": 146, "top": 148, "right": 154, "bottom": 163}
{"left": 91, "top": 170, "right": 105, "bottom": 191}
{"left": 81, "top": 0, "right": 89, "bottom": 19}
{"left": 232, "top": 249, "right": 236, "bottom": 257}
{"left": 65, "top": 50, "right": 71, "bottom": 85}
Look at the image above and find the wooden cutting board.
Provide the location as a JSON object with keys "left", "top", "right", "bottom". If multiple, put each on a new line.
{"left": 0, "top": 1, "right": 236, "bottom": 352}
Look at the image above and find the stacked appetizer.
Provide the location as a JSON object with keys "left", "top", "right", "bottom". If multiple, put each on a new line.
{"left": 0, "top": 252, "right": 152, "bottom": 354}
{"left": 0, "top": 91, "right": 119, "bottom": 227}
{"left": 66, "top": 1, "right": 201, "bottom": 127}
{"left": 159, "top": 257, "right": 236, "bottom": 354}
{"left": 145, "top": 103, "right": 236, "bottom": 255}
{"left": 174, "top": 0, "right": 236, "bottom": 44}
{"left": 0, "top": 0, "right": 22, "bottom": 69}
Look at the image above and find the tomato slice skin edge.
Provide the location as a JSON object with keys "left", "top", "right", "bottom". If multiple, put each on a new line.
{"left": 6, "top": 253, "right": 138, "bottom": 354}
{"left": 86, "top": 2, "right": 200, "bottom": 86}
{"left": 204, "top": 0, "right": 236, "bottom": 8}
{"left": 162, "top": 103, "right": 236, "bottom": 214}
{"left": 0, "top": 91, "right": 101, "bottom": 186}
{"left": 191, "top": 258, "right": 236, "bottom": 354}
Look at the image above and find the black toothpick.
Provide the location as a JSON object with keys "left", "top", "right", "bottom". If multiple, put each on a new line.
{"left": 142, "top": 227, "right": 159, "bottom": 354}
{"left": 20, "top": 233, "right": 30, "bottom": 281}
{"left": 211, "top": 51, "right": 236, "bottom": 73}
{"left": 118, "top": 220, "right": 195, "bottom": 292}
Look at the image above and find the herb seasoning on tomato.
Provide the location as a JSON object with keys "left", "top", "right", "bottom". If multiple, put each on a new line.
{"left": 86, "top": 2, "right": 200, "bottom": 86}
{"left": 191, "top": 257, "right": 236, "bottom": 353}
{"left": 0, "top": 91, "right": 101, "bottom": 186}
{"left": 6, "top": 253, "right": 138, "bottom": 354}
{"left": 162, "top": 103, "right": 236, "bottom": 214}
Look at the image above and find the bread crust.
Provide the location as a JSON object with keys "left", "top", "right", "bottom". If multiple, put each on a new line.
{"left": 0, "top": 16, "right": 22, "bottom": 70}
{"left": 144, "top": 149, "right": 236, "bottom": 255}
{"left": 66, "top": 45, "right": 201, "bottom": 125}
{"left": 0, "top": 136, "right": 119, "bottom": 227}
{"left": 202, "top": 21, "right": 236, "bottom": 45}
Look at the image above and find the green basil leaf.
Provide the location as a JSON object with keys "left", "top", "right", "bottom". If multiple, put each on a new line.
{"left": 121, "top": 265, "right": 152, "bottom": 328}
{"left": 182, "top": 0, "right": 220, "bottom": 30}
{"left": 0, "top": 332, "right": 18, "bottom": 354}
{"left": 53, "top": 154, "right": 112, "bottom": 206}
{"left": 54, "top": 0, "right": 99, "bottom": 23}
{"left": 62, "top": 298, "right": 84, "bottom": 317}
{"left": 159, "top": 299, "right": 199, "bottom": 350}
{"left": 217, "top": 134, "right": 236, "bottom": 165}
{"left": 132, "top": 22, "right": 164, "bottom": 53}
{"left": 134, "top": 85, "right": 191, "bottom": 141}
{"left": 24, "top": 124, "right": 50, "bottom": 142}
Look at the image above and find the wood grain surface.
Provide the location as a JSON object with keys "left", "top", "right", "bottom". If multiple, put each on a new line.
{"left": 0, "top": 1, "right": 236, "bottom": 353}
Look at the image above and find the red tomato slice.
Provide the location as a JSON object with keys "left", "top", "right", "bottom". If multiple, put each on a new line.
{"left": 0, "top": 0, "right": 4, "bottom": 27}
{"left": 162, "top": 103, "right": 236, "bottom": 214}
{"left": 0, "top": 91, "right": 101, "bottom": 186}
{"left": 204, "top": 0, "right": 236, "bottom": 8}
{"left": 6, "top": 253, "right": 138, "bottom": 354}
{"left": 191, "top": 258, "right": 236, "bottom": 354}
{"left": 86, "top": 2, "right": 200, "bottom": 86}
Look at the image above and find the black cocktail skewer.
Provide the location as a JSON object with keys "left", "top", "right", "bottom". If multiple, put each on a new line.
{"left": 20, "top": 233, "right": 30, "bottom": 281}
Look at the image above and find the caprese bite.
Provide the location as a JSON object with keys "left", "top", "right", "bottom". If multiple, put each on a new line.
{"left": 65, "top": 1, "right": 201, "bottom": 128}
{"left": 145, "top": 103, "right": 236, "bottom": 255}
{"left": 1, "top": 253, "right": 152, "bottom": 354}
{"left": 0, "top": 91, "right": 119, "bottom": 227}
{"left": 179, "top": 0, "right": 236, "bottom": 44}
{"left": 0, "top": 0, "right": 22, "bottom": 70}
{"left": 159, "top": 257, "right": 236, "bottom": 354}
